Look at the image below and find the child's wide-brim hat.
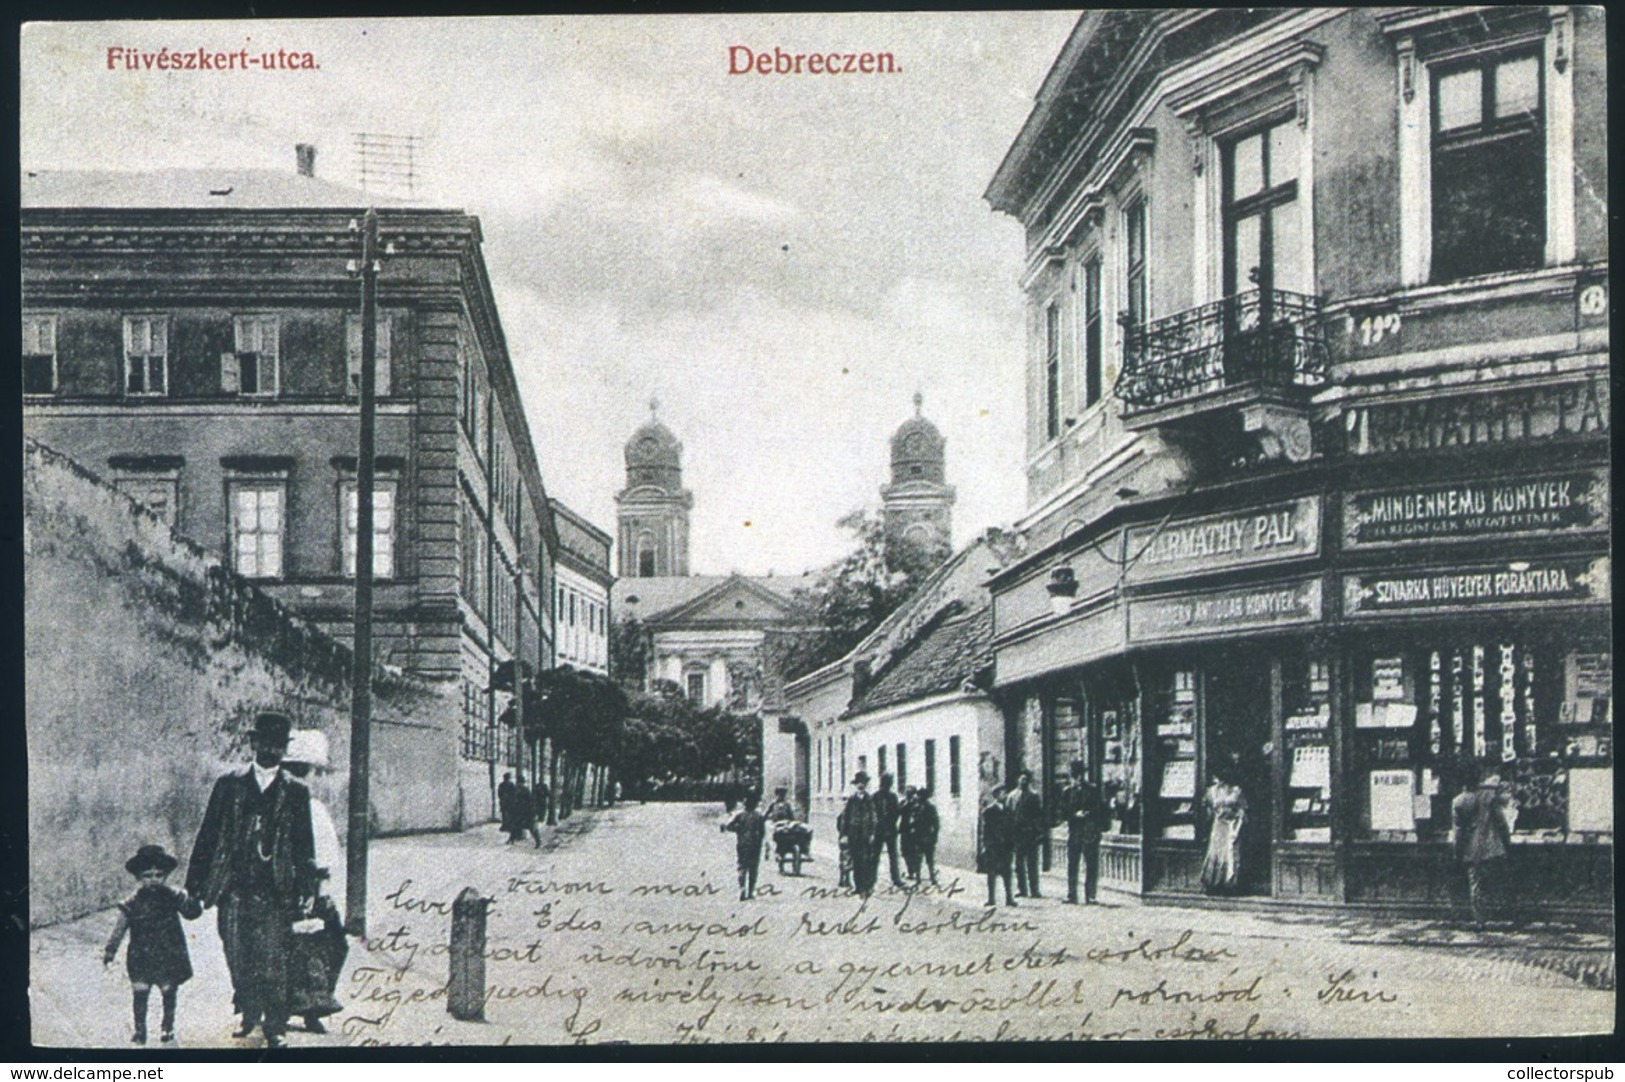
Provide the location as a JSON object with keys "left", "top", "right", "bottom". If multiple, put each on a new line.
{"left": 126, "top": 844, "right": 179, "bottom": 876}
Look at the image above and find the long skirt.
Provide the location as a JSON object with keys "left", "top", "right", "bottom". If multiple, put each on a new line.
{"left": 1200, "top": 817, "right": 1243, "bottom": 894}
{"left": 287, "top": 897, "right": 348, "bottom": 1019}
{"left": 218, "top": 894, "right": 295, "bottom": 1028}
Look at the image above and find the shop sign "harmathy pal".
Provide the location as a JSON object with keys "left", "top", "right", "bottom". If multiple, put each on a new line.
{"left": 1126, "top": 496, "right": 1320, "bottom": 585}
{"left": 1343, "top": 557, "right": 1611, "bottom": 616}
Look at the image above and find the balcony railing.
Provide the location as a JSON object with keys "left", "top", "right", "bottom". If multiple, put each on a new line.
{"left": 1115, "top": 289, "right": 1329, "bottom": 415}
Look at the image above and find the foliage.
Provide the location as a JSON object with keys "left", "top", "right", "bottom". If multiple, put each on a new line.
{"left": 611, "top": 680, "right": 761, "bottom": 797}
{"left": 771, "top": 509, "right": 950, "bottom": 682}
{"left": 609, "top": 616, "right": 651, "bottom": 691}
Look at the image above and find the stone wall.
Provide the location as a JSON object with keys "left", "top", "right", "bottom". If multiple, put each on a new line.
{"left": 24, "top": 440, "right": 456, "bottom": 927}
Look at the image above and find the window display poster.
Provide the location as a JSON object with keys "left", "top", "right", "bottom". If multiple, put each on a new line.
{"left": 1372, "top": 656, "right": 1407, "bottom": 701}
{"left": 1567, "top": 768, "right": 1612, "bottom": 832}
{"left": 1369, "top": 769, "right": 1416, "bottom": 831}
{"left": 1563, "top": 651, "right": 1612, "bottom": 726}
{"left": 1161, "top": 758, "right": 1196, "bottom": 799}
{"left": 1290, "top": 744, "right": 1331, "bottom": 790}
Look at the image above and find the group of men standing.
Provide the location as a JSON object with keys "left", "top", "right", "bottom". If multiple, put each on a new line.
{"left": 837, "top": 772, "right": 940, "bottom": 896}
{"left": 978, "top": 761, "right": 1109, "bottom": 908}
{"left": 496, "top": 773, "right": 551, "bottom": 848}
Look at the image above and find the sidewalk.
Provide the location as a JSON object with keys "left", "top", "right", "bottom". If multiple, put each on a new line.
{"left": 801, "top": 826, "right": 1614, "bottom": 988}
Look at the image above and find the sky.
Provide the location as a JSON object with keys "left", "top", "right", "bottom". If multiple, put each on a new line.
{"left": 20, "top": 13, "right": 1081, "bottom": 576}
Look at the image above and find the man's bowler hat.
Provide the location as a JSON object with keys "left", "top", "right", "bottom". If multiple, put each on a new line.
{"left": 852, "top": 771, "right": 870, "bottom": 785}
{"left": 249, "top": 711, "right": 293, "bottom": 745}
{"left": 126, "top": 844, "right": 179, "bottom": 877}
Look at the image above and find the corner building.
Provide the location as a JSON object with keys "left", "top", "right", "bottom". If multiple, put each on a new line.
{"left": 984, "top": 8, "right": 1608, "bottom": 917}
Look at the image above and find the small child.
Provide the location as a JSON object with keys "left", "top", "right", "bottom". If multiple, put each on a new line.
{"left": 720, "top": 792, "right": 767, "bottom": 901}
{"left": 103, "top": 844, "right": 203, "bottom": 1045}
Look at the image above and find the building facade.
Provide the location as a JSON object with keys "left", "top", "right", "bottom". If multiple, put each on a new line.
{"left": 984, "top": 8, "right": 1608, "bottom": 916}
{"left": 21, "top": 154, "right": 559, "bottom": 829}
{"left": 551, "top": 499, "right": 614, "bottom": 676}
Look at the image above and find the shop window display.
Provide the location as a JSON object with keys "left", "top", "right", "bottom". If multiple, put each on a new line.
{"left": 1151, "top": 670, "right": 1199, "bottom": 840}
{"left": 1353, "top": 643, "right": 1612, "bottom": 842}
{"left": 1101, "top": 701, "right": 1141, "bottom": 835}
{"left": 1283, "top": 658, "right": 1332, "bottom": 841}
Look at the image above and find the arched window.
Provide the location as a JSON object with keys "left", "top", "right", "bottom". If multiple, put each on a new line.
{"left": 636, "top": 532, "right": 657, "bottom": 577}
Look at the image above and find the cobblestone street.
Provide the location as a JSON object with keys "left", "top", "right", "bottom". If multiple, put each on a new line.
{"left": 32, "top": 803, "right": 1614, "bottom": 1048}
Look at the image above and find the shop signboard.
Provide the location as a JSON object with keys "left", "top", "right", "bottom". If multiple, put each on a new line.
{"left": 1342, "top": 557, "right": 1610, "bottom": 617}
{"left": 1125, "top": 496, "right": 1321, "bottom": 585}
{"left": 1343, "top": 470, "right": 1608, "bottom": 547}
{"left": 1128, "top": 577, "right": 1323, "bottom": 644}
{"left": 1343, "top": 375, "right": 1609, "bottom": 457}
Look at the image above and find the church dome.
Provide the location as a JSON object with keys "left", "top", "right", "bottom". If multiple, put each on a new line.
{"left": 625, "top": 401, "right": 683, "bottom": 491}
{"left": 890, "top": 393, "right": 945, "bottom": 485}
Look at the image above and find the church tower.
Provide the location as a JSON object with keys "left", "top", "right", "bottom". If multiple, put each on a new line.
{"left": 881, "top": 393, "right": 955, "bottom": 553}
{"left": 616, "top": 399, "right": 693, "bottom": 578}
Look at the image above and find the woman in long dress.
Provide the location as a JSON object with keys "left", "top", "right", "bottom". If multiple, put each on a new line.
{"left": 1201, "top": 771, "right": 1247, "bottom": 895}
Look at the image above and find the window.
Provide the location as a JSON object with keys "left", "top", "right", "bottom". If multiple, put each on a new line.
{"left": 1082, "top": 258, "right": 1103, "bottom": 407}
{"left": 569, "top": 592, "right": 578, "bottom": 627}
{"left": 877, "top": 745, "right": 888, "bottom": 779}
{"left": 123, "top": 317, "right": 168, "bottom": 396}
{"left": 896, "top": 743, "right": 907, "bottom": 789}
{"left": 924, "top": 739, "right": 937, "bottom": 797}
{"left": 816, "top": 736, "right": 823, "bottom": 794}
{"left": 23, "top": 315, "right": 56, "bottom": 395}
{"left": 841, "top": 735, "right": 847, "bottom": 788}
{"left": 228, "top": 316, "right": 280, "bottom": 396}
{"left": 948, "top": 735, "right": 962, "bottom": 797}
{"left": 686, "top": 671, "right": 707, "bottom": 705}
{"left": 1430, "top": 51, "right": 1545, "bottom": 282}
{"left": 638, "top": 535, "right": 657, "bottom": 578}
{"left": 1222, "top": 117, "right": 1304, "bottom": 297}
{"left": 342, "top": 480, "right": 396, "bottom": 579}
{"left": 115, "top": 476, "right": 179, "bottom": 528}
{"left": 1043, "top": 304, "right": 1060, "bottom": 441}
{"left": 347, "top": 315, "right": 393, "bottom": 397}
{"left": 1123, "top": 201, "right": 1148, "bottom": 329}
{"left": 230, "top": 482, "right": 284, "bottom": 579}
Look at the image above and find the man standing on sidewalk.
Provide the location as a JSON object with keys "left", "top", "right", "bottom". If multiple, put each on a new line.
{"left": 874, "top": 773, "right": 905, "bottom": 889}
{"left": 841, "top": 772, "right": 879, "bottom": 897}
{"left": 1452, "top": 767, "right": 1514, "bottom": 928}
{"left": 185, "top": 711, "right": 316, "bottom": 1048}
{"left": 1010, "top": 771, "right": 1045, "bottom": 899}
{"left": 1057, "top": 759, "right": 1107, "bottom": 904}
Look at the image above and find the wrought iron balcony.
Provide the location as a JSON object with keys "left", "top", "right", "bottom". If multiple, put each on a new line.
{"left": 1115, "top": 289, "right": 1329, "bottom": 419}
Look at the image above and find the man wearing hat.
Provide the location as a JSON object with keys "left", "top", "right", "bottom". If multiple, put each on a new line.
{"left": 840, "top": 772, "right": 879, "bottom": 896}
{"left": 186, "top": 711, "right": 316, "bottom": 1048}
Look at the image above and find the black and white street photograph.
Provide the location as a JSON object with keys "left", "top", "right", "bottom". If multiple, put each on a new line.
{"left": 19, "top": 9, "right": 1613, "bottom": 1051}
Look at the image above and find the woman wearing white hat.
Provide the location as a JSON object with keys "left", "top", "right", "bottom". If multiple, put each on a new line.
{"left": 282, "top": 729, "right": 346, "bottom": 1033}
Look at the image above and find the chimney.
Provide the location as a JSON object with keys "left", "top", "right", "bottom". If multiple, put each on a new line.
{"left": 295, "top": 144, "right": 317, "bottom": 178}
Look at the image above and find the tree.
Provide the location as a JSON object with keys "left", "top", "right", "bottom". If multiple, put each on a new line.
{"left": 771, "top": 509, "right": 949, "bottom": 681}
{"left": 610, "top": 616, "right": 651, "bottom": 691}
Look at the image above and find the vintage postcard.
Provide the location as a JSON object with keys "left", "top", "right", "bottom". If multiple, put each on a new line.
{"left": 20, "top": 9, "right": 1613, "bottom": 1051}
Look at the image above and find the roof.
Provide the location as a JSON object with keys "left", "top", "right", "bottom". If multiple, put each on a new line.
{"left": 21, "top": 168, "right": 417, "bottom": 210}
{"left": 612, "top": 573, "right": 811, "bottom": 624}
{"left": 846, "top": 604, "right": 993, "bottom": 717}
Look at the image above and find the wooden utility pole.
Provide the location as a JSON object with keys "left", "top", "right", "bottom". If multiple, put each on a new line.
{"left": 346, "top": 207, "right": 379, "bottom": 936}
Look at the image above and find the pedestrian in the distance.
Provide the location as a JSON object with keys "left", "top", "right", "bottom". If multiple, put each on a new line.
{"left": 721, "top": 791, "right": 767, "bottom": 900}
{"left": 914, "top": 789, "right": 941, "bottom": 885}
{"left": 185, "top": 711, "right": 316, "bottom": 1048}
{"left": 1009, "top": 771, "right": 1045, "bottom": 899}
{"left": 1058, "top": 759, "right": 1108, "bottom": 904}
{"left": 104, "top": 844, "right": 203, "bottom": 1045}
{"left": 281, "top": 729, "right": 347, "bottom": 1034}
{"left": 1452, "top": 766, "right": 1514, "bottom": 928}
{"left": 899, "top": 786, "right": 924, "bottom": 882}
{"left": 978, "top": 784, "right": 1016, "bottom": 907}
{"left": 874, "top": 773, "right": 905, "bottom": 888}
{"left": 533, "top": 779, "right": 553, "bottom": 828}
{"left": 841, "top": 772, "right": 879, "bottom": 897}
{"left": 513, "top": 782, "right": 542, "bottom": 848}
{"left": 497, "top": 772, "right": 519, "bottom": 844}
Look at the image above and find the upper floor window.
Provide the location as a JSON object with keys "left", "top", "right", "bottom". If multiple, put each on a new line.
{"left": 23, "top": 315, "right": 56, "bottom": 396}
{"left": 115, "top": 475, "right": 180, "bottom": 529}
{"left": 1430, "top": 51, "right": 1545, "bottom": 283}
{"left": 686, "top": 671, "right": 707, "bottom": 705}
{"left": 1083, "top": 257, "right": 1103, "bottom": 407}
{"left": 228, "top": 316, "right": 280, "bottom": 397}
{"left": 123, "top": 316, "right": 168, "bottom": 397}
{"left": 1222, "top": 117, "right": 1304, "bottom": 296}
{"left": 346, "top": 315, "right": 393, "bottom": 397}
{"left": 1043, "top": 304, "right": 1061, "bottom": 441}
{"left": 230, "top": 481, "right": 284, "bottom": 579}
{"left": 1123, "top": 200, "right": 1148, "bottom": 328}
{"left": 342, "top": 479, "right": 397, "bottom": 579}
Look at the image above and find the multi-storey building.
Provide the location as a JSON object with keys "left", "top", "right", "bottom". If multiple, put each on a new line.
{"left": 22, "top": 150, "right": 558, "bottom": 827}
{"left": 551, "top": 499, "right": 613, "bottom": 676}
{"left": 984, "top": 8, "right": 1608, "bottom": 916}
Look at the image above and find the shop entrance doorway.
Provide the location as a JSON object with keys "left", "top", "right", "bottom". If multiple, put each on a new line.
{"left": 1204, "top": 654, "right": 1273, "bottom": 895}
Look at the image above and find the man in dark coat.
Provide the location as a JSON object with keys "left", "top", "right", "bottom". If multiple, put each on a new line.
{"left": 979, "top": 784, "right": 1016, "bottom": 907}
{"left": 874, "top": 773, "right": 905, "bottom": 889}
{"left": 841, "top": 772, "right": 880, "bottom": 897}
{"left": 1452, "top": 767, "right": 1514, "bottom": 927}
{"left": 513, "top": 782, "right": 542, "bottom": 848}
{"left": 186, "top": 712, "right": 316, "bottom": 1048}
{"left": 1010, "top": 771, "right": 1045, "bottom": 898}
{"left": 497, "top": 772, "right": 519, "bottom": 843}
{"left": 1057, "top": 759, "right": 1109, "bottom": 904}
